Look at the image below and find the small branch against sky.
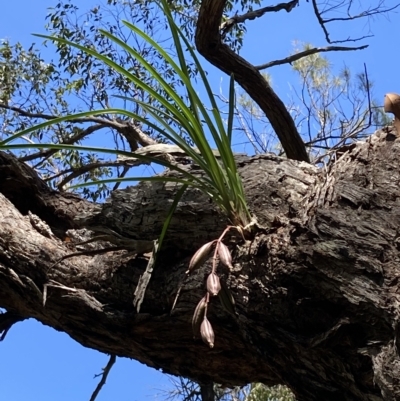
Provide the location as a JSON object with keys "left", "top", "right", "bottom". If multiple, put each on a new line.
{"left": 255, "top": 44, "right": 368, "bottom": 70}
{"left": 21, "top": 124, "right": 107, "bottom": 163}
{"left": 236, "top": 44, "right": 383, "bottom": 161}
{"left": 322, "top": 2, "right": 400, "bottom": 23}
{"left": 89, "top": 354, "right": 117, "bottom": 401}
{"left": 311, "top": 0, "right": 400, "bottom": 44}
{"left": 0, "top": 103, "right": 157, "bottom": 153}
{"left": 220, "top": 0, "right": 299, "bottom": 37}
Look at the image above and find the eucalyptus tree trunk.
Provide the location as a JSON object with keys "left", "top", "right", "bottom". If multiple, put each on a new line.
{"left": 1, "top": 127, "right": 400, "bottom": 401}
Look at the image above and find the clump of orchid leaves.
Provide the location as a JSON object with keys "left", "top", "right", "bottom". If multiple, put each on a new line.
{"left": 0, "top": 0, "right": 254, "bottom": 347}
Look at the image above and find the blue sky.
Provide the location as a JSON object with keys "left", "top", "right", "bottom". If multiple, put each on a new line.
{"left": 1, "top": 1, "right": 400, "bottom": 400}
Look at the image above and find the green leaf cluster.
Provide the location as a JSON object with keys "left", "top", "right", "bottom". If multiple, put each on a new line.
{"left": 1, "top": 0, "right": 251, "bottom": 231}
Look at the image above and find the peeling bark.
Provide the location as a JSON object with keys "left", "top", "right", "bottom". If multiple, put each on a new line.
{"left": 2, "top": 128, "right": 400, "bottom": 400}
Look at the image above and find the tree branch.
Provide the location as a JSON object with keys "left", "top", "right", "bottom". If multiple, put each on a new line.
{"left": 21, "top": 123, "right": 108, "bottom": 163}
{"left": 255, "top": 44, "right": 368, "bottom": 70}
{"left": 89, "top": 355, "right": 116, "bottom": 401}
{"left": 52, "top": 159, "right": 148, "bottom": 190}
{"left": 220, "top": 0, "right": 299, "bottom": 36}
{"left": 323, "top": 3, "right": 400, "bottom": 24}
{"left": 0, "top": 103, "right": 158, "bottom": 156}
{"left": 3, "top": 130, "right": 400, "bottom": 398}
{"left": 311, "top": 0, "right": 335, "bottom": 44}
{"left": 195, "top": 0, "right": 309, "bottom": 162}
{"left": 0, "top": 311, "right": 26, "bottom": 341}
{"left": 200, "top": 382, "right": 215, "bottom": 401}
{"left": 311, "top": 0, "right": 398, "bottom": 44}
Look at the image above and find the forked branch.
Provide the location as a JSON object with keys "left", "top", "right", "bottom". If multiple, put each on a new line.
{"left": 196, "top": 0, "right": 309, "bottom": 162}
{"left": 311, "top": 0, "right": 400, "bottom": 44}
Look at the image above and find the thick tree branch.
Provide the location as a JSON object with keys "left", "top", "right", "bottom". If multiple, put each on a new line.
{"left": 3, "top": 128, "right": 400, "bottom": 399}
{"left": 0, "top": 151, "right": 96, "bottom": 237}
{"left": 195, "top": 0, "right": 309, "bottom": 163}
{"left": 255, "top": 44, "right": 368, "bottom": 70}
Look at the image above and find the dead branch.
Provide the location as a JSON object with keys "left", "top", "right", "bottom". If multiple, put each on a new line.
{"left": 0, "top": 103, "right": 158, "bottom": 157}
{"left": 22, "top": 124, "right": 107, "bottom": 163}
{"left": 220, "top": 0, "right": 299, "bottom": 37}
{"left": 323, "top": 3, "right": 400, "bottom": 24}
{"left": 311, "top": 0, "right": 399, "bottom": 44}
{"left": 89, "top": 355, "right": 116, "bottom": 401}
{"left": 255, "top": 44, "right": 368, "bottom": 70}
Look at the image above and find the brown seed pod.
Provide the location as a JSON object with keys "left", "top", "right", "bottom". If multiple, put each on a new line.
{"left": 192, "top": 296, "right": 207, "bottom": 338}
{"left": 384, "top": 93, "right": 400, "bottom": 135}
{"left": 186, "top": 241, "right": 215, "bottom": 275}
{"left": 217, "top": 241, "right": 233, "bottom": 269}
{"left": 384, "top": 93, "right": 400, "bottom": 116}
{"left": 200, "top": 317, "right": 215, "bottom": 348}
{"left": 206, "top": 272, "right": 221, "bottom": 296}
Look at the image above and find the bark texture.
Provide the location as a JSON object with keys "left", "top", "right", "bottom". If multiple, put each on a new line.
{"left": 1, "top": 128, "right": 400, "bottom": 401}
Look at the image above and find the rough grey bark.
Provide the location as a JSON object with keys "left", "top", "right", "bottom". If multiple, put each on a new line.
{"left": 1, "top": 127, "right": 400, "bottom": 401}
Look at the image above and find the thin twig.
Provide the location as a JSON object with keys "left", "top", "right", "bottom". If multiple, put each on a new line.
{"left": 323, "top": 4, "right": 400, "bottom": 23}
{"left": 0, "top": 103, "right": 110, "bottom": 124}
{"left": 112, "top": 165, "right": 130, "bottom": 191}
{"left": 256, "top": 45, "right": 368, "bottom": 70}
{"left": 89, "top": 355, "right": 117, "bottom": 401}
{"left": 364, "top": 63, "right": 372, "bottom": 128}
{"left": 54, "top": 160, "right": 143, "bottom": 190}
{"left": 310, "top": 0, "right": 391, "bottom": 44}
